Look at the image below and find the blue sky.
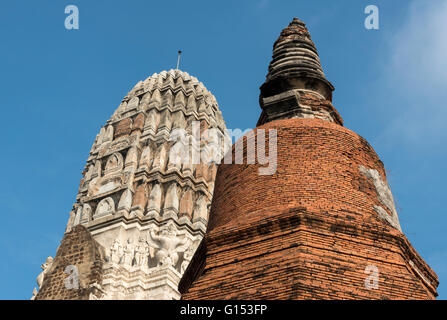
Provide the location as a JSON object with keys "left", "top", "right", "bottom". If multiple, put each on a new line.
{"left": 0, "top": 0, "right": 445, "bottom": 299}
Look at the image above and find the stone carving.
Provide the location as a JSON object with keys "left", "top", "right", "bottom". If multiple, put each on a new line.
{"left": 147, "top": 225, "right": 189, "bottom": 268}
{"left": 85, "top": 164, "right": 94, "bottom": 181}
{"left": 65, "top": 210, "right": 75, "bottom": 233}
{"left": 144, "top": 109, "right": 160, "bottom": 135}
{"left": 133, "top": 113, "right": 145, "bottom": 133}
{"left": 116, "top": 118, "right": 133, "bottom": 137}
{"left": 186, "top": 94, "right": 196, "bottom": 111}
{"left": 123, "top": 239, "right": 134, "bottom": 266}
{"left": 30, "top": 288, "right": 38, "bottom": 300}
{"left": 118, "top": 189, "right": 133, "bottom": 211}
{"left": 193, "top": 195, "right": 209, "bottom": 222}
{"left": 81, "top": 204, "right": 92, "bottom": 223}
{"left": 168, "top": 129, "right": 189, "bottom": 170}
{"left": 152, "top": 144, "right": 167, "bottom": 172}
{"left": 172, "top": 110, "right": 186, "bottom": 129}
{"left": 104, "top": 152, "right": 124, "bottom": 175}
{"left": 147, "top": 184, "right": 162, "bottom": 213}
{"left": 158, "top": 109, "right": 172, "bottom": 134}
{"left": 104, "top": 125, "right": 114, "bottom": 143}
{"left": 108, "top": 237, "right": 148, "bottom": 269}
{"left": 110, "top": 239, "right": 123, "bottom": 264}
{"left": 88, "top": 283, "right": 106, "bottom": 300}
{"left": 94, "top": 160, "right": 102, "bottom": 174}
{"left": 162, "top": 90, "right": 174, "bottom": 108}
{"left": 139, "top": 145, "right": 152, "bottom": 169}
{"left": 112, "top": 101, "right": 127, "bottom": 119}
{"left": 181, "top": 245, "right": 195, "bottom": 274}
{"left": 198, "top": 99, "right": 207, "bottom": 114}
{"left": 149, "top": 89, "right": 161, "bottom": 108}
{"left": 60, "top": 69, "right": 228, "bottom": 300}
{"left": 143, "top": 76, "right": 155, "bottom": 93}
{"left": 194, "top": 163, "right": 207, "bottom": 180}
{"left": 203, "top": 128, "right": 228, "bottom": 165}
{"left": 127, "top": 96, "right": 140, "bottom": 110}
{"left": 140, "top": 92, "right": 151, "bottom": 109}
{"left": 73, "top": 206, "right": 82, "bottom": 226}
{"left": 132, "top": 80, "right": 144, "bottom": 93}
{"left": 179, "top": 188, "right": 194, "bottom": 218}
{"left": 134, "top": 237, "right": 149, "bottom": 268}
{"left": 174, "top": 91, "right": 186, "bottom": 109}
{"left": 164, "top": 183, "right": 179, "bottom": 213}
{"left": 99, "top": 136, "right": 134, "bottom": 158}
{"left": 35, "top": 256, "right": 53, "bottom": 294}
{"left": 95, "top": 197, "right": 115, "bottom": 218}
{"left": 125, "top": 147, "right": 138, "bottom": 168}
{"left": 95, "top": 176, "right": 123, "bottom": 195}
{"left": 132, "top": 184, "right": 147, "bottom": 211}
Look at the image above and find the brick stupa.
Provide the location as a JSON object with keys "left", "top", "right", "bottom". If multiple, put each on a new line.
{"left": 179, "top": 18, "right": 439, "bottom": 299}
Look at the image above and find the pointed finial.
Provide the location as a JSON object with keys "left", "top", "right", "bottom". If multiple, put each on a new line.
{"left": 176, "top": 50, "right": 182, "bottom": 70}
{"left": 291, "top": 17, "right": 305, "bottom": 25}
{"left": 257, "top": 18, "right": 340, "bottom": 126}
{"left": 263, "top": 17, "right": 333, "bottom": 94}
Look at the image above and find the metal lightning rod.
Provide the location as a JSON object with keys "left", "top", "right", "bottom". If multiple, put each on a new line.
{"left": 176, "top": 50, "right": 182, "bottom": 70}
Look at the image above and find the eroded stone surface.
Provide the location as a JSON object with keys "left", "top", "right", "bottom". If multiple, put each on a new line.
{"left": 36, "top": 69, "right": 228, "bottom": 300}
{"left": 359, "top": 165, "right": 402, "bottom": 231}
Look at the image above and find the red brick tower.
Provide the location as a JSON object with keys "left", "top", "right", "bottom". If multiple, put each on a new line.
{"left": 179, "top": 18, "right": 439, "bottom": 299}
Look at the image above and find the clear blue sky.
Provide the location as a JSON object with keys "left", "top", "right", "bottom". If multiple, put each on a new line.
{"left": 0, "top": 0, "right": 445, "bottom": 300}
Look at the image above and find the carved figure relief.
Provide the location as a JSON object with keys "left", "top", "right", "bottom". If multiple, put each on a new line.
{"left": 181, "top": 245, "right": 195, "bottom": 274}
{"left": 95, "top": 197, "right": 115, "bottom": 218}
{"left": 127, "top": 97, "right": 140, "bottom": 110}
{"left": 81, "top": 204, "right": 92, "bottom": 223}
{"left": 147, "top": 224, "right": 189, "bottom": 268}
{"left": 110, "top": 239, "right": 122, "bottom": 264}
{"left": 36, "top": 256, "right": 53, "bottom": 291}
{"left": 123, "top": 239, "right": 134, "bottom": 266}
{"left": 104, "top": 153, "right": 124, "bottom": 175}
{"left": 134, "top": 237, "right": 149, "bottom": 268}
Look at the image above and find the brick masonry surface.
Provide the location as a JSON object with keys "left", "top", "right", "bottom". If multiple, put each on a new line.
{"left": 180, "top": 118, "right": 438, "bottom": 300}
{"left": 36, "top": 226, "right": 105, "bottom": 300}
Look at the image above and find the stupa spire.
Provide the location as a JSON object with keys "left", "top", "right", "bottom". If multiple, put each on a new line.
{"left": 32, "top": 69, "right": 229, "bottom": 300}
{"left": 258, "top": 18, "right": 341, "bottom": 126}
{"left": 180, "top": 18, "right": 438, "bottom": 300}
